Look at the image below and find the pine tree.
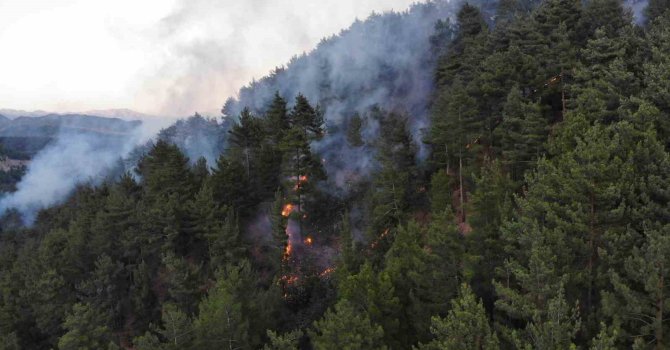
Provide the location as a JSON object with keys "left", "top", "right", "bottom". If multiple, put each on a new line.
{"left": 57, "top": 303, "right": 115, "bottom": 350}
{"left": 589, "top": 323, "right": 619, "bottom": 350}
{"left": 429, "top": 169, "right": 453, "bottom": 215}
{"left": 643, "top": 13, "right": 670, "bottom": 146}
{"left": 418, "top": 284, "right": 499, "bottom": 350}
{"left": 436, "top": 3, "right": 489, "bottom": 88}
{"left": 577, "top": 0, "right": 629, "bottom": 39}
{"left": 571, "top": 28, "right": 638, "bottom": 124}
{"left": 263, "top": 329, "right": 302, "bottom": 350}
{"left": 265, "top": 92, "right": 290, "bottom": 143}
{"left": 346, "top": 113, "right": 364, "bottom": 147}
{"left": 191, "top": 156, "right": 209, "bottom": 189}
{"left": 229, "top": 107, "right": 264, "bottom": 180}
{"left": 337, "top": 211, "right": 360, "bottom": 274}
{"left": 208, "top": 207, "right": 244, "bottom": 271}
{"left": 193, "top": 264, "right": 251, "bottom": 349}
{"left": 603, "top": 226, "right": 670, "bottom": 349}
{"left": 367, "top": 111, "right": 417, "bottom": 259}
{"left": 278, "top": 95, "right": 326, "bottom": 237}
{"left": 496, "top": 86, "right": 547, "bottom": 180}
{"left": 211, "top": 154, "right": 252, "bottom": 212}
{"left": 338, "top": 262, "right": 401, "bottom": 348}
{"left": 162, "top": 252, "right": 202, "bottom": 315}
{"left": 467, "top": 160, "right": 513, "bottom": 305}
{"left": 384, "top": 221, "right": 461, "bottom": 346}
{"left": 523, "top": 288, "right": 581, "bottom": 350}
{"left": 309, "top": 300, "right": 386, "bottom": 350}
{"left": 76, "top": 254, "right": 126, "bottom": 329}
{"left": 137, "top": 139, "right": 195, "bottom": 203}
{"left": 645, "top": 0, "right": 670, "bottom": 23}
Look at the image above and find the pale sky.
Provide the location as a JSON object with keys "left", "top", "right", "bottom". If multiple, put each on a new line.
{"left": 0, "top": 0, "right": 419, "bottom": 117}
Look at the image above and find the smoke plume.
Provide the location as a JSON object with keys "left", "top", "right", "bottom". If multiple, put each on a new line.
{"left": 0, "top": 119, "right": 167, "bottom": 223}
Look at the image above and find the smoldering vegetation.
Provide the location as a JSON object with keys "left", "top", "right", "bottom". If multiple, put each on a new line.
{"left": 221, "top": 1, "right": 462, "bottom": 191}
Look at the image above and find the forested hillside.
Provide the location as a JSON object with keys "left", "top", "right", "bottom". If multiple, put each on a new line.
{"left": 1, "top": 0, "right": 670, "bottom": 349}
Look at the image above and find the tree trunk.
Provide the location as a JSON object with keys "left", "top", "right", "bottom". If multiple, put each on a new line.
{"left": 459, "top": 153, "right": 465, "bottom": 223}
{"left": 587, "top": 191, "right": 596, "bottom": 313}
{"left": 657, "top": 267, "right": 664, "bottom": 350}
{"left": 445, "top": 144, "right": 450, "bottom": 174}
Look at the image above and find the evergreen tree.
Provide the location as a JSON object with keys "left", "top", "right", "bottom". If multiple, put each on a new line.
{"left": 467, "top": 160, "right": 513, "bottom": 306}
{"left": 309, "top": 300, "right": 386, "bottom": 350}
{"left": 346, "top": 113, "right": 365, "bottom": 147}
{"left": 229, "top": 107, "right": 264, "bottom": 180}
{"left": 338, "top": 263, "right": 401, "bottom": 348}
{"left": 211, "top": 154, "right": 253, "bottom": 213}
{"left": 418, "top": 284, "right": 499, "bottom": 350}
{"left": 496, "top": 86, "right": 547, "bottom": 180}
{"left": 384, "top": 221, "right": 461, "bottom": 346}
{"left": 522, "top": 288, "right": 581, "bottom": 350}
{"left": 162, "top": 253, "right": 203, "bottom": 315}
{"left": 58, "top": 303, "right": 115, "bottom": 350}
{"left": 603, "top": 226, "right": 670, "bottom": 349}
{"left": 367, "top": 111, "right": 417, "bottom": 256}
{"left": 645, "top": 0, "right": 670, "bottom": 23}
{"left": 436, "top": 3, "right": 489, "bottom": 88}
{"left": 265, "top": 92, "right": 290, "bottom": 143}
{"left": 137, "top": 140, "right": 195, "bottom": 203}
{"left": 193, "top": 264, "right": 250, "bottom": 349}
{"left": 76, "top": 254, "right": 126, "bottom": 329}
{"left": 643, "top": 13, "right": 670, "bottom": 146}
{"left": 263, "top": 329, "right": 302, "bottom": 350}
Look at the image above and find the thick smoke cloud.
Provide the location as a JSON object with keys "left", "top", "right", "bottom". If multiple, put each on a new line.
{"left": 136, "top": 0, "right": 420, "bottom": 117}
{"left": 224, "top": 1, "right": 462, "bottom": 191}
{"left": 0, "top": 120, "right": 167, "bottom": 223}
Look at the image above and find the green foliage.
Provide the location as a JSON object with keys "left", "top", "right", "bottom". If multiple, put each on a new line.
{"left": 309, "top": 300, "right": 387, "bottom": 350}
{"left": 57, "top": 303, "right": 114, "bottom": 350}
{"left": 263, "top": 329, "right": 302, "bottom": 350}
{"left": 193, "top": 264, "right": 250, "bottom": 349}
{"left": 3, "top": 1, "right": 670, "bottom": 349}
{"left": 346, "top": 113, "right": 364, "bottom": 147}
{"left": 418, "top": 284, "right": 499, "bottom": 350}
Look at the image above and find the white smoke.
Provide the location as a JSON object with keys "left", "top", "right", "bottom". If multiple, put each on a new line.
{"left": 0, "top": 119, "right": 167, "bottom": 223}
{"left": 224, "top": 1, "right": 461, "bottom": 191}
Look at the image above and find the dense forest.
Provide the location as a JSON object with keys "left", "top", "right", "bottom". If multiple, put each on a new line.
{"left": 1, "top": 0, "right": 670, "bottom": 348}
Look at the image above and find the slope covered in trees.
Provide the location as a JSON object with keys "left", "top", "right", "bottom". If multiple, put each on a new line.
{"left": 1, "top": 0, "right": 670, "bottom": 349}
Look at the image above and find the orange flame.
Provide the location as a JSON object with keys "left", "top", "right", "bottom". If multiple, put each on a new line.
{"left": 304, "top": 237, "right": 313, "bottom": 246}
{"left": 282, "top": 204, "right": 294, "bottom": 217}
{"left": 320, "top": 267, "right": 335, "bottom": 277}
{"left": 370, "top": 228, "right": 390, "bottom": 249}
{"left": 284, "top": 242, "right": 293, "bottom": 258}
{"left": 294, "top": 175, "right": 309, "bottom": 191}
{"left": 280, "top": 274, "right": 299, "bottom": 285}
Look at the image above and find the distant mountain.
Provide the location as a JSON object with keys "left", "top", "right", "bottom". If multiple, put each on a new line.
{"left": 0, "top": 114, "right": 141, "bottom": 138}
{"left": 0, "top": 113, "right": 142, "bottom": 160}
{"left": 0, "top": 108, "right": 155, "bottom": 121}
{"left": 82, "top": 108, "right": 157, "bottom": 120}
{"left": 0, "top": 109, "right": 51, "bottom": 119}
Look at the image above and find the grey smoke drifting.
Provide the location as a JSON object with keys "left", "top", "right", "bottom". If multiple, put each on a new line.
{"left": 0, "top": 120, "right": 166, "bottom": 223}
{"left": 223, "top": 1, "right": 462, "bottom": 191}
{"left": 135, "top": 0, "right": 421, "bottom": 117}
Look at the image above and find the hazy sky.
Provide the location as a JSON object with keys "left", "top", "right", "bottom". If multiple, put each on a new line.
{"left": 0, "top": 0, "right": 419, "bottom": 117}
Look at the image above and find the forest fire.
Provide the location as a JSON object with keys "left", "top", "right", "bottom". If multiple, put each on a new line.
{"left": 281, "top": 274, "right": 299, "bottom": 285}
{"left": 282, "top": 204, "right": 295, "bottom": 217}
{"left": 319, "top": 267, "right": 335, "bottom": 277}
{"left": 293, "top": 175, "right": 309, "bottom": 191}
{"left": 284, "top": 242, "right": 293, "bottom": 259}
{"left": 370, "top": 228, "right": 390, "bottom": 249}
